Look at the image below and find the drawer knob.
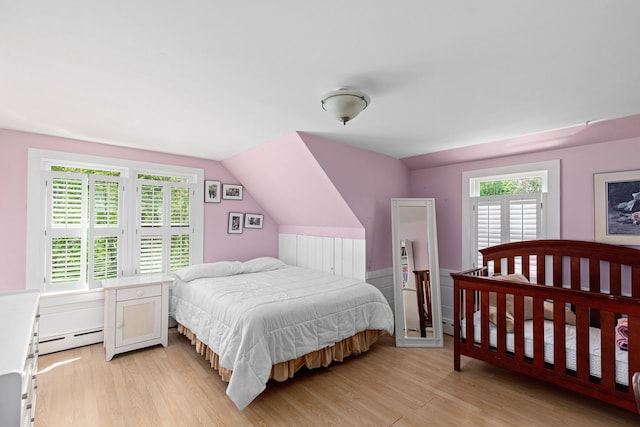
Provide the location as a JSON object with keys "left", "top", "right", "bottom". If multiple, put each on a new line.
{"left": 116, "top": 322, "right": 124, "bottom": 328}
{"left": 136, "top": 290, "right": 144, "bottom": 296}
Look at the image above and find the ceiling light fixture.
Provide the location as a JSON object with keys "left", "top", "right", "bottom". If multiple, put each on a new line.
{"left": 320, "top": 89, "right": 370, "bottom": 125}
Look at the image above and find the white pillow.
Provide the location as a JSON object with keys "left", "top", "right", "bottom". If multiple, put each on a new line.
{"left": 172, "top": 261, "right": 244, "bottom": 282}
{"left": 242, "top": 257, "right": 288, "bottom": 273}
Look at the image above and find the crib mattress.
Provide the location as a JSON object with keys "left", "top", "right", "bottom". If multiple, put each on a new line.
{"left": 461, "top": 311, "right": 629, "bottom": 386}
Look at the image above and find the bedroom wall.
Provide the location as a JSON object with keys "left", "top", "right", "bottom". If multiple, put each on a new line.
{"left": 223, "top": 132, "right": 409, "bottom": 272}
{"left": 408, "top": 135, "right": 640, "bottom": 272}
{"left": 299, "top": 133, "right": 409, "bottom": 271}
{"left": 0, "top": 128, "right": 279, "bottom": 291}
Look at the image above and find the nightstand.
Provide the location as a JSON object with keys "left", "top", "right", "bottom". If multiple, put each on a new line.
{"left": 102, "top": 274, "right": 173, "bottom": 361}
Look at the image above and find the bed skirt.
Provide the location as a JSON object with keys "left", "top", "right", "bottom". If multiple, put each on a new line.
{"left": 176, "top": 323, "right": 385, "bottom": 382}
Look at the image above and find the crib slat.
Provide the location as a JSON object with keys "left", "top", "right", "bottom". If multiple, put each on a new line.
{"left": 553, "top": 255, "right": 562, "bottom": 287}
{"left": 464, "top": 289, "right": 475, "bottom": 349}
{"left": 610, "top": 262, "right": 621, "bottom": 296}
{"left": 480, "top": 291, "right": 489, "bottom": 351}
{"left": 599, "top": 311, "right": 616, "bottom": 391}
{"left": 507, "top": 256, "right": 515, "bottom": 274}
{"left": 535, "top": 252, "right": 545, "bottom": 285}
{"left": 532, "top": 298, "right": 545, "bottom": 369}
{"left": 589, "top": 258, "right": 600, "bottom": 293}
{"left": 522, "top": 254, "right": 530, "bottom": 279}
{"left": 513, "top": 294, "right": 525, "bottom": 362}
{"left": 570, "top": 257, "right": 580, "bottom": 291}
{"left": 551, "top": 301, "right": 566, "bottom": 376}
{"left": 496, "top": 292, "right": 507, "bottom": 355}
{"left": 575, "top": 305, "right": 590, "bottom": 381}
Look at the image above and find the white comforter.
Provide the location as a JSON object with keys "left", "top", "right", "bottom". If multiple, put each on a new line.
{"left": 170, "top": 261, "right": 394, "bottom": 409}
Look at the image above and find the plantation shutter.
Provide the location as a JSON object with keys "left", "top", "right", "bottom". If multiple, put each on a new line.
{"left": 169, "top": 185, "right": 192, "bottom": 271}
{"left": 509, "top": 195, "right": 540, "bottom": 243}
{"left": 137, "top": 180, "right": 194, "bottom": 274}
{"left": 138, "top": 180, "right": 165, "bottom": 274}
{"left": 44, "top": 171, "right": 88, "bottom": 292}
{"left": 88, "top": 175, "right": 123, "bottom": 287}
{"left": 472, "top": 194, "right": 542, "bottom": 269}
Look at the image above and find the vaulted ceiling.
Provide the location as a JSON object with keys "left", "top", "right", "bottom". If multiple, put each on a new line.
{"left": 2, "top": 1, "right": 640, "bottom": 161}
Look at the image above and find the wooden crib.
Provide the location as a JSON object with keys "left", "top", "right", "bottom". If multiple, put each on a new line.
{"left": 451, "top": 240, "right": 640, "bottom": 413}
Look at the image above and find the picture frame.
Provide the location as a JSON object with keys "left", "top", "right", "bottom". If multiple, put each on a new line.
{"left": 227, "top": 212, "right": 244, "bottom": 234}
{"left": 222, "top": 184, "right": 243, "bottom": 200}
{"left": 204, "top": 180, "right": 221, "bottom": 203}
{"left": 594, "top": 170, "right": 640, "bottom": 244}
{"left": 244, "top": 213, "right": 264, "bottom": 229}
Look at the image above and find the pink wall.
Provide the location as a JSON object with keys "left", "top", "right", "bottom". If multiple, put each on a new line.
{"left": 0, "top": 128, "right": 278, "bottom": 291}
{"left": 409, "top": 136, "right": 640, "bottom": 271}
{"left": 300, "top": 133, "right": 409, "bottom": 271}
{"left": 223, "top": 132, "right": 409, "bottom": 271}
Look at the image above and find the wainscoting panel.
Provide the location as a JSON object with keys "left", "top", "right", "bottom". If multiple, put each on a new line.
{"left": 278, "top": 234, "right": 366, "bottom": 281}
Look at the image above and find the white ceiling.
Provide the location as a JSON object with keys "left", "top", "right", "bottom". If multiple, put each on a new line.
{"left": 2, "top": 1, "right": 640, "bottom": 161}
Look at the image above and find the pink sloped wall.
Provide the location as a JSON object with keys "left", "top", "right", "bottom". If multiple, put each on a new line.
{"left": 299, "top": 133, "right": 409, "bottom": 271}
{"left": 223, "top": 132, "right": 364, "bottom": 238}
{"left": 0, "top": 128, "right": 278, "bottom": 291}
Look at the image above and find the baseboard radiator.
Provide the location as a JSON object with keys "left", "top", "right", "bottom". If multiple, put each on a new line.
{"left": 38, "top": 289, "right": 105, "bottom": 355}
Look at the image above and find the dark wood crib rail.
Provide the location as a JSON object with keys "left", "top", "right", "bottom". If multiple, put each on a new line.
{"left": 451, "top": 239, "right": 640, "bottom": 413}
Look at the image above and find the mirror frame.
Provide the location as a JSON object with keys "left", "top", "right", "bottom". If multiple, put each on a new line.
{"left": 391, "top": 198, "right": 443, "bottom": 347}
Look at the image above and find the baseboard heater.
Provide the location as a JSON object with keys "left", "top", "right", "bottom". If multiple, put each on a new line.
{"left": 39, "top": 328, "right": 104, "bottom": 355}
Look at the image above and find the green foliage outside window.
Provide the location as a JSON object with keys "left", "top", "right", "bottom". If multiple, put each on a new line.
{"left": 480, "top": 177, "right": 542, "bottom": 196}
{"left": 51, "top": 166, "right": 120, "bottom": 176}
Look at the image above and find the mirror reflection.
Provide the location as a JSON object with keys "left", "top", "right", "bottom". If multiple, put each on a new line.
{"left": 392, "top": 199, "right": 443, "bottom": 347}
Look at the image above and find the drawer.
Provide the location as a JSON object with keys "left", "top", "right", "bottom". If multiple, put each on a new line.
{"left": 117, "top": 284, "right": 162, "bottom": 302}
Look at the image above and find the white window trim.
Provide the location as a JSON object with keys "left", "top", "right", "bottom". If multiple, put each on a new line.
{"left": 461, "top": 160, "right": 560, "bottom": 270}
{"left": 27, "top": 148, "right": 204, "bottom": 293}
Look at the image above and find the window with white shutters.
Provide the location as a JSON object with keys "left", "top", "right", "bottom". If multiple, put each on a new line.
{"left": 463, "top": 161, "right": 559, "bottom": 272}
{"left": 44, "top": 172, "right": 124, "bottom": 291}
{"left": 30, "top": 150, "right": 203, "bottom": 294}
{"left": 89, "top": 175, "right": 123, "bottom": 285}
{"left": 136, "top": 179, "right": 194, "bottom": 275}
{"left": 472, "top": 193, "right": 542, "bottom": 272}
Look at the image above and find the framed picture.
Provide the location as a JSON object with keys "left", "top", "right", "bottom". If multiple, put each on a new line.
{"left": 222, "top": 184, "right": 243, "bottom": 200}
{"left": 594, "top": 170, "right": 640, "bottom": 244}
{"left": 244, "top": 213, "right": 264, "bottom": 229}
{"left": 204, "top": 180, "right": 221, "bottom": 203}
{"left": 227, "top": 212, "right": 244, "bottom": 234}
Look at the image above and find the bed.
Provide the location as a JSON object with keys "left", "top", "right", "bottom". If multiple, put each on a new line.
{"left": 169, "top": 257, "right": 394, "bottom": 409}
{"left": 450, "top": 240, "right": 640, "bottom": 413}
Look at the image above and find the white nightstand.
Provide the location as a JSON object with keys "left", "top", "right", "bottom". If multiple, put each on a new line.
{"left": 102, "top": 274, "right": 173, "bottom": 361}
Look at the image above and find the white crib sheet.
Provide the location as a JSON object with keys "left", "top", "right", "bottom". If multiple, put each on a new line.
{"left": 461, "top": 311, "right": 629, "bottom": 386}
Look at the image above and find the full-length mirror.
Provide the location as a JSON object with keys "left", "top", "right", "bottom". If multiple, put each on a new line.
{"left": 391, "top": 198, "right": 443, "bottom": 347}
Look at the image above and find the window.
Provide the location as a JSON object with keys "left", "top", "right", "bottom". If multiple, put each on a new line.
{"left": 137, "top": 179, "right": 193, "bottom": 275}
{"left": 27, "top": 149, "right": 204, "bottom": 294}
{"left": 462, "top": 160, "right": 560, "bottom": 270}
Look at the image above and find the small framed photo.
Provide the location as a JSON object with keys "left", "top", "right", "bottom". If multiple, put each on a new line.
{"left": 228, "top": 212, "right": 244, "bottom": 234}
{"left": 204, "top": 180, "right": 221, "bottom": 203}
{"left": 594, "top": 170, "right": 640, "bottom": 244}
{"left": 223, "top": 184, "right": 243, "bottom": 200}
{"left": 244, "top": 213, "right": 264, "bottom": 229}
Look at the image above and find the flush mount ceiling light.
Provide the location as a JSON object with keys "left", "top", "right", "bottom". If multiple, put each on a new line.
{"left": 320, "top": 89, "right": 370, "bottom": 125}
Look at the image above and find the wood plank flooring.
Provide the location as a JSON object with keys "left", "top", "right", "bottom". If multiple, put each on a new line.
{"left": 35, "top": 329, "right": 639, "bottom": 426}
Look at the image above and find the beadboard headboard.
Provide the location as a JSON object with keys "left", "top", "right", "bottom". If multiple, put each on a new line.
{"left": 278, "top": 234, "right": 366, "bottom": 281}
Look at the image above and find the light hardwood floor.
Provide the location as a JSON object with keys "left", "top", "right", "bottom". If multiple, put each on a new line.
{"left": 35, "top": 329, "right": 639, "bottom": 426}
